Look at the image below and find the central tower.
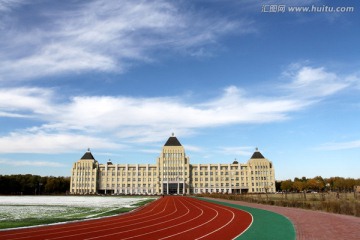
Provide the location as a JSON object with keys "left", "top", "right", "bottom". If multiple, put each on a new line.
{"left": 157, "top": 133, "right": 190, "bottom": 194}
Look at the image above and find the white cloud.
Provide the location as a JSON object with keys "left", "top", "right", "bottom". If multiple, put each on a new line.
{"left": 283, "top": 65, "right": 352, "bottom": 98}
{"left": 0, "top": 64, "right": 357, "bottom": 153}
{"left": 0, "top": 87, "right": 54, "bottom": 117}
{"left": 0, "top": 0, "right": 26, "bottom": 12}
{"left": 44, "top": 86, "right": 307, "bottom": 135}
{"left": 0, "top": 159, "right": 65, "bottom": 167}
{"left": 0, "top": 0, "right": 249, "bottom": 81}
{"left": 217, "top": 146, "right": 254, "bottom": 157}
{"left": 0, "top": 83, "right": 306, "bottom": 153}
{"left": 0, "top": 132, "right": 122, "bottom": 153}
{"left": 317, "top": 140, "right": 360, "bottom": 151}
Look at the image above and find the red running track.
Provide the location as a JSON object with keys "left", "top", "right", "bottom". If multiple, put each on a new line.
{"left": 0, "top": 196, "right": 252, "bottom": 240}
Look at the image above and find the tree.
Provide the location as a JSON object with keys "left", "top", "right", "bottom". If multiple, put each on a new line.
{"left": 307, "top": 177, "right": 325, "bottom": 192}
{"left": 293, "top": 180, "right": 307, "bottom": 199}
{"left": 0, "top": 174, "right": 70, "bottom": 195}
{"left": 281, "top": 179, "right": 293, "bottom": 199}
{"left": 333, "top": 177, "right": 346, "bottom": 192}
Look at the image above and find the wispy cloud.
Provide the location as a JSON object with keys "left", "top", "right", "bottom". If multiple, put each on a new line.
{"left": 0, "top": 83, "right": 307, "bottom": 153}
{"left": 0, "top": 0, "right": 250, "bottom": 82}
{"left": 0, "top": 132, "right": 123, "bottom": 153}
{"left": 0, "top": 87, "right": 54, "bottom": 117}
{"left": 282, "top": 64, "right": 355, "bottom": 98}
{"left": 217, "top": 146, "right": 254, "bottom": 157}
{"left": 0, "top": 159, "right": 65, "bottom": 167}
{"left": 0, "top": 64, "right": 357, "bottom": 153}
{"left": 0, "top": 0, "right": 26, "bottom": 12}
{"left": 317, "top": 140, "right": 360, "bottom": 151}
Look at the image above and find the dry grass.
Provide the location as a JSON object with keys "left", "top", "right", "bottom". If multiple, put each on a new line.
{"left": 197, "top": 192, "right": 360, "bottom": 217}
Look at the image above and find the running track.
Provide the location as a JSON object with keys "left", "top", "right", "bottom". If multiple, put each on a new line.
{"left": 0, "top": 196, "right": 253, "bottom": 240}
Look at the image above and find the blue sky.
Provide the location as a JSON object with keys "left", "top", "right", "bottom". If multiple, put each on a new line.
{"left": 0, "top": 0, "right": 359, "bottom": 180}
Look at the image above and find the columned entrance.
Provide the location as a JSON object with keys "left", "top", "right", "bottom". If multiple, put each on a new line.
{"left": 163, "top": 183, "right": 184, "bottom": 195}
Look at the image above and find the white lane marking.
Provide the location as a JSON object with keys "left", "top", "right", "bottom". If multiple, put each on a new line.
{"left": 195, "top": 202, "right": 236, "bottom": 239}
{"left": 0, "top": 198, "right": 162, "bottom": 238}
{"left": 83, "top": 197, "right": 192, "bottom": 240}
{"left": 194, "top": 198, "right": 254, "bottom": 240}
{"left": 158, "top": 197, "right": 221, "bottom": 240}
{"left": 231, "top": 208, "right": 253, "bottom": 240}
{"left": 45, "top": 197, "right": 176, "bottom": 240}
{"left": 6, "top": 197, "right": 169, "bottom": 240}
{"left": 121, "top": 197, "right": 206, "bottom": 240}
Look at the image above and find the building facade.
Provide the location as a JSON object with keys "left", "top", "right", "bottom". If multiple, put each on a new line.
{"left": 70, "top": 134, "right": 276, "bottom": 195}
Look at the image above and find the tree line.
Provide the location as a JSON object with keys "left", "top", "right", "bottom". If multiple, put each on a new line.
{"left": 0, "top": 174, "right": 70, "bottom": 195}
{"left": 277, "top": 176, "right": 360, "bottom": 193}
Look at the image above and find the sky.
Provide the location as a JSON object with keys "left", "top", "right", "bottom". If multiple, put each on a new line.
{"left": 0, "top": 0, "right": 359, "bottom": 180}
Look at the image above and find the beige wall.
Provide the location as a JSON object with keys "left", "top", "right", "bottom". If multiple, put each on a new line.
{"left": 70, "top": 159, "right": 99, "bottom": 194}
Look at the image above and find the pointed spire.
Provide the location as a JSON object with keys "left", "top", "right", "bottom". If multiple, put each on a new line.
{"left": 81, "top": 148, "right": 95, "bottom": 160}
{"left": 164, "top": 134, "right": 182, "bottom": 146}
{"left": 251, "top": 147, "right": 265, "bottom": 159}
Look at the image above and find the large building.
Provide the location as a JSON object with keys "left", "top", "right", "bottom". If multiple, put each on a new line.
{"left": 70, "top": 134, "right": 276, "bottom": 195}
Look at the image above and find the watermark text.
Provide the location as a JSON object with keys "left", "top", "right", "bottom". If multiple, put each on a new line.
{"left": 261, "top": 4, "right": 355, "bottom": 13}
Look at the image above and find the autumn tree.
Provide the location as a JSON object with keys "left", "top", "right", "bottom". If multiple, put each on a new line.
{"left": 0, "top": 175, "right": 70, "bottom": 195}
{"left": 293, "top": 180, "right": 307, "bottom": 199}
{"left": 281, "top": 179, "right": 293, "bottom": 199}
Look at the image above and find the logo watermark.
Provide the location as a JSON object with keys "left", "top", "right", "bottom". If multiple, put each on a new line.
{"left": 261, "top": 4, "right": 355, "bottom": 13}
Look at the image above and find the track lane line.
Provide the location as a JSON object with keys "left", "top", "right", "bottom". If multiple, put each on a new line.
{"left": 1, "top": 196, "right": 253, "bottom": 240}
{"left": 0, "top": 197, "right": 163, "bottom": 238}
{"left": 194, "top": 197, "right": 253, "bottom": 240}
{"left": 158, "top": 197, "right": 252, "bottom": 240}
{"left": 1, "top": 197, "right": 170, "bottom": 240}
{"left": 196, "top": 202, "right": 235, "bottom": 240}
{"left": 156, "top": 197, "right": 219, "bottom": 240}
{"left": 82, "top": 196, "right": 195, "bottom": 240}
{"left": 44, "top": 197, "right": 177, "bottom": 240}
{"left": 118, "top": 196, "right": 205, "bottom": 240}
{"left": 230, "top": 207, "right": 253, "bottom": 240}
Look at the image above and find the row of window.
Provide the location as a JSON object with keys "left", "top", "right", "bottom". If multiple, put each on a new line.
{"left": 74, "top": 178, "right": 95, "bottom": 182}
{"left": 193, "top": 166, "right": 247, "bottom": 171}
{"left": 99, "top": 167, "right": 157, "bottom": 171}
{"left": 100, "top": 178, "right": 158, "bottom": 182}
{"left": 162, "top": 167, "right": 187, "bottom": 170}
{"left": 251, "top": 171, "right": 272, "bottom": 175}
{"left": 100, "top": 172, "right": 158, "bottom": 176}
{"left": 102, "top": 184, "right": 158, "bottom": 188}
{"left": 193, "top": 171, "right": 244, "bottom": 176}
{"left": 193, "top": 177, "right": 244, "bottom": 182}
{"left": 74, "top": 174, "right": 271, "bottom": 182}
{"left": 72, "top": 183, "right": 95, "bottom": 187}
{"left": 163, "top": 153, "right": 183, "bottom": 159}
{"left": 193, "top": 189, "right": 235, "bottom": 193}
{"left": 162, "top": 178, "right": 185, "bottom": 181}
{"left": 194, "top": 183, "right": 247, "bottom": 187}
{"left": 163, "top": 172, "right": 187, "bottom": 176}
{"left": 74, "top": 172, "right": 96, "bottom": 176}
{"left": 75, "top": 165, "right": 96, "bottom": 170}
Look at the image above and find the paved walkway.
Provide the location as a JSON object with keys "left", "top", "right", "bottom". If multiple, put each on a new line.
{"left": 204, "top": 198, "right": 360, "bottom": 240}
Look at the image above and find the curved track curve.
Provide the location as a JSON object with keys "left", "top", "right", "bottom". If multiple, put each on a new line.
{"left": 0, "top": 196, "right": 252, "bottom": 240}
